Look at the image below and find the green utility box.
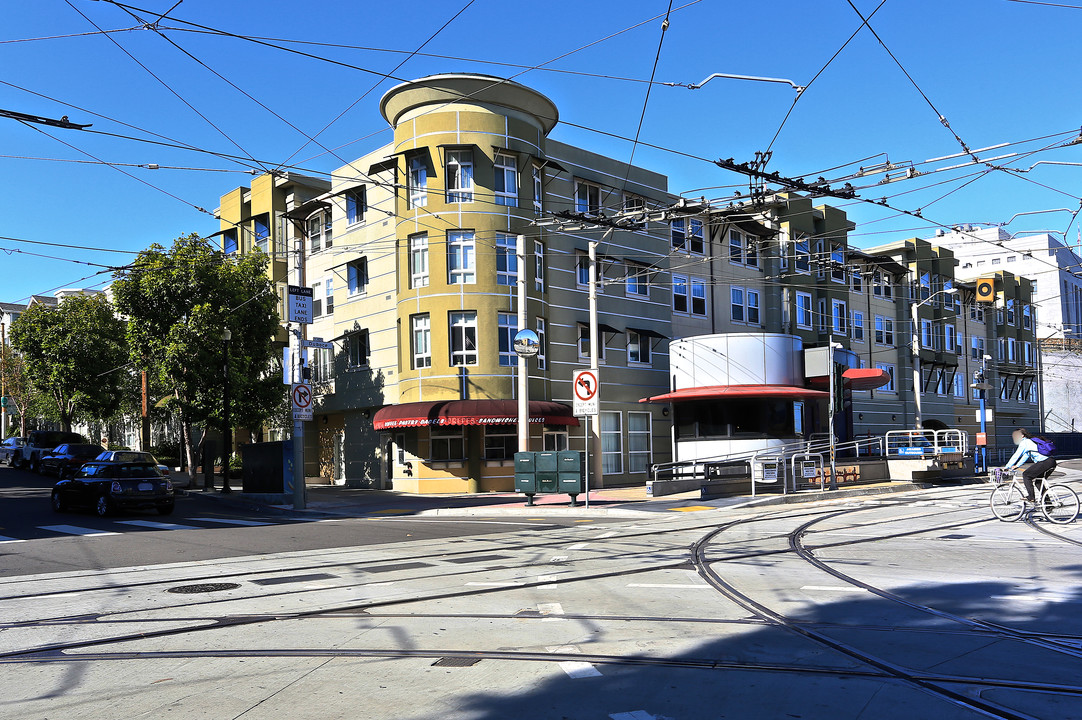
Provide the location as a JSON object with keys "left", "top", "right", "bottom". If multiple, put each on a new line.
{"left": 514, "top": 450, "right": 585, "bottom": 506}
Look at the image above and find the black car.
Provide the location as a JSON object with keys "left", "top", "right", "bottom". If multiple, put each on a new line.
{"left": 51, "top": 461, "right": 175, "bottom": 517}
{"left": 38, "top": 443, "right": 106, "bottom": 479}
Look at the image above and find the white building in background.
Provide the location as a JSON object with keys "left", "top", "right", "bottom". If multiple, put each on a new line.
{"left": 929, "top": 226, "right": 1082, "bottom": 431}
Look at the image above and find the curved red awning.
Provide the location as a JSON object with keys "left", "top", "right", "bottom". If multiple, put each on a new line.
{"left": 373, "top": 399, "right": 579, "bottom": 430}
{"left": 842, "top": 367, "right": 892, "bottom": 391}
{"left": 639, "top": 384, "right": 829, "bottom": 404}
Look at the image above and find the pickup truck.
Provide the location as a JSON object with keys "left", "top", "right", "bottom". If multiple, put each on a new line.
{"left": 13, "top": 430, "right": 85, "bottom": 472}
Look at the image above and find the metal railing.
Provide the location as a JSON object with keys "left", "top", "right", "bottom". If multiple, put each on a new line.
{"left": 884, "top": 429, "right": 968, "bottom": 456}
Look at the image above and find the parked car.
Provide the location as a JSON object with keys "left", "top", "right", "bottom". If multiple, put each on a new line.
{"left": 51, "top": 461, "right": 175, "bottom": 517}
{"left": 93, "top": 450, "right": 170, "bottom": 476}
{"left": 0, "top": 437, "right": 26, "bottom": 465}
{"left": 13, "top": 430, "right": 85, "bottom": 472}
{"left": 38, "top": 443, "right": 107, "bottom": 479}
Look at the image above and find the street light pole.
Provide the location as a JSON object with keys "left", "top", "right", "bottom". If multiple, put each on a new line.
{"left": 911, "top": 287, "right": 958, "bottom": 429}
{"left": 221, "top": 327, "right": 232, "bottom": 494}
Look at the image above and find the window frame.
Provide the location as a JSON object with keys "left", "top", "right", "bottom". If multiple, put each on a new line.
{"left": 796, "top": 291, "right": 813, "bottom": 329}
{"left": 347, "top": 329, "right": 369, "bottom": 368}
{"left": 497, "top": 312, "right": 518, "bottom": 367}
{"left": 447, "top": 230, "right": 476, "bottom": 285}
{"left": 496, "top": 233, "right": 518, "bottom": 287}
{"left": 449, "top": 311, "right": 478, "bottom": 366}
{"left": 628, "top": 330, "right": 651, "bottom": 365}
{"left": 411, "top": 314, "right": 431, "bottom": 369}
{"left": 445, "top": 149, "right": 474, "bottom": 204}
{"left": 347, "top": 258, "right": 368, "bottom": 296}
{"left": 409, "top": 233, "right": 429, "bottom": 289}
{"left": 345, "top": 186, "right": 366, "bottom": 225}
{"left": 493, "top": 152, "right": 518, "bottom": 206}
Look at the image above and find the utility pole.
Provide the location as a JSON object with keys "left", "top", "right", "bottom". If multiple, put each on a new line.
{"left": 1, "top": 322, "right": 7, "bottom": 437}
{"left": 290, "top": 226, "right": 307, "bottom": 510}
{"left": 517, "top": 234, "right": 529, "bottom": 452}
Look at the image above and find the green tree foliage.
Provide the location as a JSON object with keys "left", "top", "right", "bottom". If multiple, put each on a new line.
{"left": 111, "top": 233, "right": 281, "bottom": 471}
{"left": 8, "top": 294, "right": 128, "bottom": 432}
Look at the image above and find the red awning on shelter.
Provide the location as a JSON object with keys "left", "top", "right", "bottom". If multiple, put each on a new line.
{"left": 841, "top": 367, "right": 892, "bottom": 391}
{"left": 638, "top": 384, "right": 829, "bottom": 404}
{"left": 373, "top": 400, "right": 579, "bottom": 430}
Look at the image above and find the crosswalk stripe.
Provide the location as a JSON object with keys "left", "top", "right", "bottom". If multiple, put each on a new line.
{"left": 0, "top": 536, "right": 26, "bottom": 543}
{"left": 188, "top": 518, "right": 271, "bottom": 526}
{"left": 116, "top": 520, "right": 199, "bottom": 531}
{"left": 40, "top": 525, "right": 119, "bottom": 537}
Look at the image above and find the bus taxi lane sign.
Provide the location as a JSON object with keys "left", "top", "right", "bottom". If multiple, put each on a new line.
{"left": 287, "top": 285, "right": 313, "bottom": 325}
{"left": 572, "top": 369, "right": 599, "bottom": 416}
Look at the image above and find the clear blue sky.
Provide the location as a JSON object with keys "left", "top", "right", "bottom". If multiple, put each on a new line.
{"left": 3, "top": 0, "right": 1081, "bottom": 303}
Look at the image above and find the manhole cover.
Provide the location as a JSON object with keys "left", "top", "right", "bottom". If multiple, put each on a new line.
{"left": 167, "top": 582, "right": 241, "bottom": 594}
{"left": 432, "top": 657, "right": 481, "bottom": 667}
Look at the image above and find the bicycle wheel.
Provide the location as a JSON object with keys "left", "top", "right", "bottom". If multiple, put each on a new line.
{"left": 1040, "top": 484, "right": 1079, "bottom": 525}
{"left": 990, "top": 483, "right": 1026, "bottom": 521}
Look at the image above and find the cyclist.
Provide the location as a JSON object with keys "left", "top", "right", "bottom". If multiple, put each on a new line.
{"left": 1002, "top": 428, "right": 1057, "bottom": 503}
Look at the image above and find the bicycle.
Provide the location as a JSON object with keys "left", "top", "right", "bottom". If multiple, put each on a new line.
{"left": 989, "top": 467, "right": 1079, "bottom": 524}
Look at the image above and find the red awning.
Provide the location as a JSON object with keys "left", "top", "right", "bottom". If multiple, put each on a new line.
{"left": 842, "top": 367, "right": 892, "bottom": 391}
{"left": 373, "top": 399, "right": 579, "bottom": 430}
{"left": 639, "top": 384, "right": 829, "bottom": 403}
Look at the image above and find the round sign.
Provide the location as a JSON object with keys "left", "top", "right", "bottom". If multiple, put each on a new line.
{"left": 513, "top": 328, "right": 540, "bottom": 357}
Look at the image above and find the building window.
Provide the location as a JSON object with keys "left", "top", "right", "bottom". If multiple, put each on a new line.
{"left": 875, "top": 362, "right": 896, "bottom": 391}
{"left": 628, "top": 412, "right": 652, "bottom": 474}
{"left": 795, "top": 236, "right": 810, "bottom": 273}
{"left": 223, "top": 229, "right": 238, "bottom": 255}
{"left": 971, "top": 336, "right": 986, "bottom": 360}
{"left": 498, "top": 312, "right": 518, "bottom": 367}
{"left": 1006, "top": 298, "right": 1016, "bottom": 325}
{"left": 578, "top": 323, "right": 605, "bottom": 361}
{"left": 601, "top": 411, "right": 622, "bottom": 474}
{"left": 311, "top": 282, "right": 322, "bottom": 317}
{"left": 624, "top": 194, "right": 647, "bottom": 230}
{"left": 430, "top": 427, "right": 464, "bottom": 461}
{"left": 310, "top": 348, "right": 333, "bottom": 383}
{"left": 496, "top": 234, "right": 517, "bottom": 287}
{"left": 830, "top": 246, "right": 846, "bottom": 283}
{"left": 575, "top": 180, "right": 602, "bottom": 215}
{"left": 796, "top": 291, "right": 813, "bottom": 329}
{"left": 671, "top": 218, "right": 686, "bottom": 251}
{"left": 448, "top": 231, "right": 476, "bottom": 284}
{"left": 449, "top": 312, "right": 477, "bottom": 366}
{"left": 308, "top": 210, "right": 332, "bottom": 253}
{"left": 731, "top": 287, "right": 760, "bottom": 325}
{"left": 446, "top": 149, "right": 473, "bottom": 203}
{"left": 954, "top": 372, "right": 966, "bottom": 397}
{"left": 544, "top": 431, "right": 568, "bottom": 451}
{"left": 626, "top": 262, "right": 649, "bottom": 297}
{"left": 970, "top": 304, "right": 985, "bottom": 323}
{"left": 411, "top": 314, "right": 431, "bottom": 369}
{"left": 1023, "top": 304, "right": 1032, "bottom": 330}
{"left": 347, "top": 258, "right": 368, "bottom": 296}
{"left": 345, "top": 187, "right": 366, "bottom": 225}
{"left": 745, "top": 234, "right": 758, "bottom": 268}
{"left": 484, "top": 425, "right": 517, "bottom": 460}
{"left": 532, "top": 164, "right": 543, "bottom": 213}
{"left": 628, "top": 330, "right": 651, "bottom": 365}
{"left": 875, "top": 315, "right": 894, "bottom": 345}
{"left": 534, "top": 241, "right": 545, "bottom": 292}
{"left": 852, "top": 311, "right": 864, "bottom": 342}
{"left": 851, "top": 271, "right": 863, "bottom": 294}
{"left": 324, "top": 277, "right": 334, "bottom": 315}
{"left": 576, "top": 251, "right": 591, "bottom": 287}
{"left": 494, "top": 153, "right": 518, "bottom": 206}
{"left": 945, "top": 323, "right": 957, "bottom": 354}
{"left": 729, "top": 230, "right": 744, "bottom": 264}
{"left": 689, "top": 219, "right": 704, "bottom": 255}
{"left": 921, "top": 319, "right": 933, "bottom": 349}
{"left": 409, "top": 234, "right": 429, "bottom": 288}
{"left": 1025, "top": 340, "right": 1033, "bottom": 366}
{"left": 536, "top": 317, "right": 547, "bottom": 370}
{"left": 691, "top": 277, "right": 707, "bottom": 316}
{"left": 254, "top": 214, "right": 270, "bottom": 254}
{"left": 347, "top": 329, "right": 369, "bottom": 368}
{"left": 673, "top": 274, "right": 688, "bottom": 313}
{"left": 832, "top": 299, "right": 847, "bottom": 335}
{"left": 408, "top": 155, "right": 428, "bottom": 208}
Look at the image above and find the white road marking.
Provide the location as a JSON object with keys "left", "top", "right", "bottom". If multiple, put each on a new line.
{"left": 188, "top": 518, "right": 271, "bottom": 526}
{"left": 116, "top": 520, "right": 199, "bottom": 531}
{"left": 0, "top": 536, "right": 25, "bottom": 543}
{"left": 627, "top": 583, "right": 709, "bottom": 589}
{"left": 567, "top": 543, "right": 589, "bottom": 550}
{"left": 550, "top": 556, "right": 569, "bottom": 563}
{"left": 548, "top": 645, "right": 603, "bottom": 678}
{"left": 40, "top": 525, "right": 119, "bottom": 537}
{"left": 465, "top": 581, "right": 526, "bottom": 587}
{"left": 595, "top": 531, "right": 619, "bottom": 539}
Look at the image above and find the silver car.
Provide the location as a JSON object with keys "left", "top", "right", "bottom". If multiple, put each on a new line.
{"left": 0, "top": 437, "right": 26, "bottom": 466}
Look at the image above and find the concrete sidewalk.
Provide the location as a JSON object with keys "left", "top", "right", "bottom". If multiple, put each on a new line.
{"left": 181, "top": 476, "right": 962, "bottom": 519}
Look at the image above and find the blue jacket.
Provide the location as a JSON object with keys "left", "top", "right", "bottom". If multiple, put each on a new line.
{"left": 1004, "top": 437, "right": 1050, "bottom": 470}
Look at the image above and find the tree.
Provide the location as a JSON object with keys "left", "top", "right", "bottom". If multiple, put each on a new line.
{"left": 0, "top": 348, "right": 34, "bottom": 437}
{"left": 8, "top": 294, "right": 128, "bottom": 432}
{"left": 111, "top": 233, "right": 281, "bottom": 474}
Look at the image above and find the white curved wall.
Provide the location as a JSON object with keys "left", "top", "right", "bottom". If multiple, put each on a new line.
{"left": 669, "top": 333, "right": 804, "bottom": 390}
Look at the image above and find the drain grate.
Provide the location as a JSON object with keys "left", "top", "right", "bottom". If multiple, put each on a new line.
{"left": 432, "top": 657, "right": 481, "bottom": 667}
{"left": 167, "top": 582, "right": 241, "bottom": 594}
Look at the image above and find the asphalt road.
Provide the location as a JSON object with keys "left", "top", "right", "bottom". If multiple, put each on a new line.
{"left": 4, "top": 468, "right": 1082, "bottom": 719}
{"left": 0, "top": 465, "right": 610, "bottom": 578}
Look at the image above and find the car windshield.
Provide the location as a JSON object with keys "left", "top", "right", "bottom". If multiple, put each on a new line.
{"left": 117, "top": 464, "right": 162, "bottom": 478}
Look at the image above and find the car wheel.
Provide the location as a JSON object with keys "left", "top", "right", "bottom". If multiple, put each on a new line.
{"left": 51, "top": 491, "right": 66, "bottom": 513}
{"left": 30, "top": 457, "right": 40, "bottom": 474}
{"left": 157, "top": 503, "right": 175, "bottom": 516}
{"left": 94, "top": 495, "right": 111, "bottom": 517}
